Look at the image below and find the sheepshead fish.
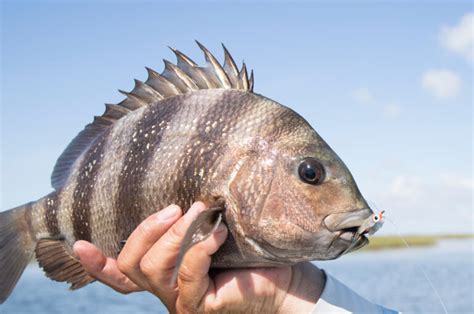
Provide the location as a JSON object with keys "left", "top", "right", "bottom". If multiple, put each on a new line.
{"left": 0, "top": 42, "right": 377, "bottom": 303}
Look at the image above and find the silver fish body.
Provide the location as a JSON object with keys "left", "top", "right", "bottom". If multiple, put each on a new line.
{"left": 0, "top": 43, "right": 378, "bottom": 303}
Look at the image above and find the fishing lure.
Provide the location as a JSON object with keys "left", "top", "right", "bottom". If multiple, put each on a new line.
{"left": 341, "top": 210, "right": 385, "bottom": 255}
{"left": 357, "top": 210, "right": 385, "bottom": 236}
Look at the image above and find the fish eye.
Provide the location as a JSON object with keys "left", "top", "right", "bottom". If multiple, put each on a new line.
{"left": 298, "top": 158, "right": 325, "bottom": 185}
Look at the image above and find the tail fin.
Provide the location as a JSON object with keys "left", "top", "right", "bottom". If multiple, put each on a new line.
{"left": 0, "top": 203, "right": 36, "bottom": 303}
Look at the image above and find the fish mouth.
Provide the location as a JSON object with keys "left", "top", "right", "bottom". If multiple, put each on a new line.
{"left": 329, "top": 227, "right": 370, "bottom": 255}
{"left": 324, "top": 208, "right": 373, "bottom": 253}
{"left": 323, "top": 208, "right": 373, "bottom": 232}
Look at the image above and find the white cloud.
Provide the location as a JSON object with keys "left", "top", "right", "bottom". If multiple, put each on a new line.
{"left": 440, "top": 13, "right": 474, "bottom": 63}
{"left": 383, "top": 104, "right": 401, "bottom": 118}
{"left": 377, "top": 173, "right": 473, "bottom": 234}
{"left": 388, "top": 175, "right": 422, "bottom": 200}
{"left": 421, "top": 69, "right": 462, "bottom": 99}
{"left": 352, "top": 88, "right": 403, "bottom": 118}
{"left": 352, "top": 87, "right": 375, "bottom": 105}
{"left": 440, "top": 174, "right": 474, "bottom": 190}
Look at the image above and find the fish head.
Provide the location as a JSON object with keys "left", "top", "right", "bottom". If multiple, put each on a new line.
{"left": 226, "top": 105, "right": 374, "bottom": 263}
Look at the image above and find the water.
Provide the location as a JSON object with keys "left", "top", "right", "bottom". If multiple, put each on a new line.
{"left": 2, "top": 239, "right": 473, "bottom": 313}
{"left": 317, "top": 239, "right": 473, "bottom": 313}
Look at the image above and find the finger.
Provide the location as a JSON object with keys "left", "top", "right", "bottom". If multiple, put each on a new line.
{"left": 138, "top": 202, "right": 207, "bottom": 287}
{"left": 73, "top": 240, "right": 143, "bottom": 294}
{"left": 176, "top": 222, "right": 228, "bottom": 312}
{"left": 117, "top": 205, "right": 181, "bottom": 288}
{"left": 136, "top": 201, "right": 214, "bottom": 307}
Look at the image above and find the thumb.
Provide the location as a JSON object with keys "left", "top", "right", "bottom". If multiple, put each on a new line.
{"left": 176, "top": 223, "right": 228, "bottom": 312}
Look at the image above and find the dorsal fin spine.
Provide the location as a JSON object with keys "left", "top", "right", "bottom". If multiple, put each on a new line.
{"left": 144, "top": 67, "right": 181, "bottom": 97}
{"left": 169, "top": 47, "right": 198, "bottom": 67}
{"left": 196, "top": 40, "right": 232, "bottom": 89}
{"left": 117, "top": 90, "right": 146, "bottom": 109}
{"left": 50, "top": 42, "right": 255, "bottom": 190}
{"left": 239, "top": 62, "right": 249, "bottom": 90}
{"left": 103, "top": 103, "right": 131, "bottom": 120}
{"left": 162, "top": 60, "right": 199, "bottom": 92}
{"left": 168, "top": 47, "right": 213, "bottom": 89}
{"left": 131, "top": 79, "right": 164, "bottom": 102}
{"left": 222, "top": 43, "right": 240, "bottom": 88}
{"left": 249, "top": 70, "right": 255, "bottom": 92}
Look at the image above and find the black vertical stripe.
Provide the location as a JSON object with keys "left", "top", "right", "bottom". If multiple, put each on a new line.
{"left": 44, "top": 192, "right": 60, "bottom": 237}
{"left": 115, "top": 97, "right": 183, "bottom": 242}
{"left": 71, "top": 130, "right": 110, "bottom": 242}
{"left": 174, "top": 91, "right": 254, "bottom": 210}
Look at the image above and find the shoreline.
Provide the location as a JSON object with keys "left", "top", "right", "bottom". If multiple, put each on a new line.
{"left": 25, "top": 234, "right": 474, "bottom": 266}
{"left": 362, "top": 234, "right": 474, "bottom": 251}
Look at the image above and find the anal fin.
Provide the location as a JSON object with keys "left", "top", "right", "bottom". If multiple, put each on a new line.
{"left": 35, "top": 239, "right": 95, "bottom": 290}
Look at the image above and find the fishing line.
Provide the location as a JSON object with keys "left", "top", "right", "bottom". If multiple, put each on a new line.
{"left": 368, "top": 200, "right": 448, "bottom": 313}
{"left": 384, "top": 216, "right": 449, "bottom": 314}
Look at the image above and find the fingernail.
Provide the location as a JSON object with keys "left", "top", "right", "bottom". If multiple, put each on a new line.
{"left": 157, "top": 205, "right": 180, "bottom": 221}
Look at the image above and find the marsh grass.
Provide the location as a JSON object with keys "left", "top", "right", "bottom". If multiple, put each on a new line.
{"left": 363, "top": 234, "right": 474, "bottom": 251}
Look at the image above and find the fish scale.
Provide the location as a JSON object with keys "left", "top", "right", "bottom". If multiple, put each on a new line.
{"left": 0, "top": 42, "right": 379, "bottom": 304}
{"left": 88, "top": 105, "right": 150, "bottom": 255}
{"left": 114, "top": 97, "right": 184, "bottom": 246}
{"left": 72, "top": 134, "right": 110, "bottom": 243}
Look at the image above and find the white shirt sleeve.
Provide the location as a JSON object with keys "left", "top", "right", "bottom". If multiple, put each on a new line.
{"left": 311, "top": 271, "right": 399, "bottom": 313}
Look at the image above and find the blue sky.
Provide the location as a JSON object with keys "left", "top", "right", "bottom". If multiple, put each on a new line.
{"left": 1, "top": 1, "right": 472, "bottom": 235}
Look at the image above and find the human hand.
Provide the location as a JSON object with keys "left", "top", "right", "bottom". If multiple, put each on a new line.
{"left": 73, "top": 202, "right": 326, "bottom": 313}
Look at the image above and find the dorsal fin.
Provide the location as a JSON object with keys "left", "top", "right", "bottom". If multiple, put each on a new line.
{"left": 51, "top": 42, "right": 255, "bottom": 190}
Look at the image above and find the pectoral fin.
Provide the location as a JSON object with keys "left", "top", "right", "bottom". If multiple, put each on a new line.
{"left": 170, "top": 207, "right": 223, "bottom": 285}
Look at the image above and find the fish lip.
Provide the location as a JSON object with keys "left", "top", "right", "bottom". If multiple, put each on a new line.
{"left": 342, "top": 234, "right": 369, "bottom": 254}
{"left": 323, "top": 208, "right": 373, "bottom": 232}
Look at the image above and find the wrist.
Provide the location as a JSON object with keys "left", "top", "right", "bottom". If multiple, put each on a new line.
{"left": 277, "top": 263, "right": 326, "bottom": 313}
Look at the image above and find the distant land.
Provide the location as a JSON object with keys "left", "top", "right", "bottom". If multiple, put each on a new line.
{"left": 25, "top": 234, "right": 474, "bottom": 267}
{"left": 362, "top": 234, "right": 474, "bottom": 251}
